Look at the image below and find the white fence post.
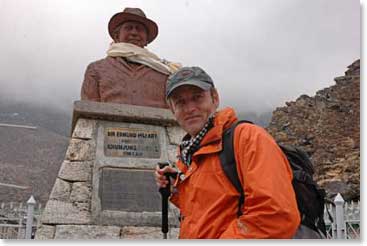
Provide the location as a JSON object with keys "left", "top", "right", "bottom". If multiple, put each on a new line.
{"left": 334, "top": 193, "right": 345, "bottom": 239}
{"left": 17, "top": 217, "right": 23, "bottom": 239}
{"left": 330, "top": 203, "right": 337, "bottom": 239}
{"left": 25, "top": 196, "right": 36, "bottom": 239}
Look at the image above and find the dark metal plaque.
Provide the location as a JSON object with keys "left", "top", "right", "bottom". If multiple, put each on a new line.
{"left": 104, "top": 127, "right": 161, "bottom": 159}
{"left": 99, "top": 168, "right": 161, "bottom": 212}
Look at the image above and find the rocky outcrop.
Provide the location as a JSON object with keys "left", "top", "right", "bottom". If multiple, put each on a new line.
{"left": 267, "top": 60, "right": 360, "bottom": 201}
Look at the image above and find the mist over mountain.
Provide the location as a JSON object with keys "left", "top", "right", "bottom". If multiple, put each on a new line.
{"left": 0, "top": 0, "right": 359, "bottom": 117}
{"left": 237, "top": 111, "right": 272, "bottom": 128}
{"left": 0, "top": 99, "right": 72, "bottom": 137}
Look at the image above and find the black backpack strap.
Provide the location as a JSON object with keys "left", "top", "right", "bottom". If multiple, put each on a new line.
{"left": 219, "top": 120, "right": 253, "bottom": 217}
{"left": 293, "top": 170, "right": 316, "bottom": 186}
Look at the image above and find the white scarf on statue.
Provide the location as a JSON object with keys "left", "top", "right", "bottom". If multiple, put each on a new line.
{"left": 106, "top": 42, "right": 181, "bottom": 75}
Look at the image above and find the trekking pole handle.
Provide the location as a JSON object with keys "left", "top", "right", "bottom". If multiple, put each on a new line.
{"left": 158, "top": 162, "right": 172, "bottom": 196}
{"left": 158, "top": 162, "right": 178, "bottom": 179}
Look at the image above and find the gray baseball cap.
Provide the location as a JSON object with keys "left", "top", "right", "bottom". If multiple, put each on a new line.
{"left": 166, "top": 66, "right": 215, "bottom": 99}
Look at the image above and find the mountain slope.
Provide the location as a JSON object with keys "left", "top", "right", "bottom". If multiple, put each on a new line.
{"left": 0, "top": 101, "right": 71, "bottom": 204}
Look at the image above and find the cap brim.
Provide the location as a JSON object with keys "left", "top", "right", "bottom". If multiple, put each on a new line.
{"left": 166, "top": 80, "right": 212, "bottom": 99}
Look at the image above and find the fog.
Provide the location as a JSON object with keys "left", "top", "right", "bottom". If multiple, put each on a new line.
{"left": 0, "top": 0, "right": 361, "bottom": 114}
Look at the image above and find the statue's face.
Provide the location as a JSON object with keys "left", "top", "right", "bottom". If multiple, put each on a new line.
{"left": 115, "top": 21, "right": 148, "bottom": 47}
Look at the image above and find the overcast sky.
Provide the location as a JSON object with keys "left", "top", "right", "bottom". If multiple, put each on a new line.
{"left": 0, "top": 0, "right": 361, "bottom": 114}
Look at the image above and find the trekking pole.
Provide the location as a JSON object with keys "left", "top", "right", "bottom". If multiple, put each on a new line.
{"left": 158, "top": 162, "right": 171, "bottom": 239}
{"left": 158, "top": 162, "right": 178, "bottom": 239}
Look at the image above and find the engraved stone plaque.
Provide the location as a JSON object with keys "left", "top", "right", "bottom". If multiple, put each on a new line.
{"left": 99, "top": 168, "right": 161, "bottom": 212}
{"left": 104, "top": 127, "right": 161, "bottom": 159}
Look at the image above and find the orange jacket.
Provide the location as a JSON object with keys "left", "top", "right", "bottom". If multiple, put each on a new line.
{"left": 170, "top": 107, "right": 300, "bottom": 239}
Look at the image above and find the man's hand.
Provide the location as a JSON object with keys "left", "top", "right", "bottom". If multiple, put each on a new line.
{"left": 154, "top": 164, "right": 177, "bottom": 188}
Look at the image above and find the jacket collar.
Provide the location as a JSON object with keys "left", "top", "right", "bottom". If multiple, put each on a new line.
{"left": 191, "top": 107, "right": 238, "bottom": 156}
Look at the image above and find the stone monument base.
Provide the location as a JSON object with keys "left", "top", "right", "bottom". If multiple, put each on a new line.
{"left": 36, "top": 101, "right": 185, "bottom": 239}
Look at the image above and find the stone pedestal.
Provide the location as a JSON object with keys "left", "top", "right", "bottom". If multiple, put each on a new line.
{"left": 36, "top": 101, "right": 184, "bottom": 239}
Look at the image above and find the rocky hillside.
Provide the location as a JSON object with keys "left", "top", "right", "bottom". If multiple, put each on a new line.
{"left": 267, "top": 60, "right": 360, "bottom": 201}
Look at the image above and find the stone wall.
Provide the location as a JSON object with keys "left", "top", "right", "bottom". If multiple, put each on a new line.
{"left": 35, "top": 101, "right": 184, "bottom": 239}
{"left": 267, "top": 60, "right": 360, "bottom": 201}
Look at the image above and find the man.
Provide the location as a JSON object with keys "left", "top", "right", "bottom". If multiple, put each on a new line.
{"left": 81, "top": 7, "right": 179, "bottom": 108}
{"left": 155, "top": 66, "right": 300, "bottom": 238}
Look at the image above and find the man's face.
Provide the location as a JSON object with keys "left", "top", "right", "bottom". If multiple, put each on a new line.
{"left": 169, "top": 85, "right": 219, "bottom": 137}
{"left": 115, "top": 21, "right": 148, "bottom": 47}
